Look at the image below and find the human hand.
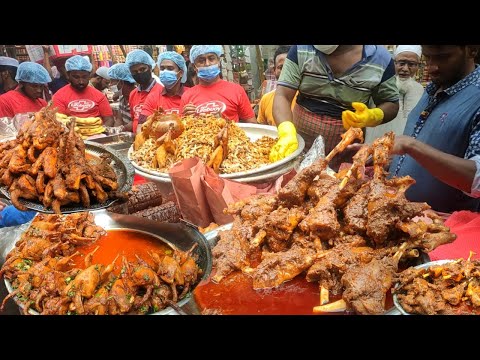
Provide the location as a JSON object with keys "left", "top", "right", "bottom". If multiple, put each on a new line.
{"left": 42, "top": 45, "right": 50, "bottom": 53}
{"left": 269, "top": 121, "right": 299, "bottom": 162}
{"left": 391, "top": 135, "right": 413, "bottom": 156}
{"left": 342, "top": 102, "right": 384, "bottom": 130}
{"left": 183, "top": 103, "right": 197, "bottom": 116}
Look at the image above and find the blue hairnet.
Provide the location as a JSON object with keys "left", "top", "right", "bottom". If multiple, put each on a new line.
{"left": 125, "top": 49, "right": 155, "bottom": 69}
{"left": 189, "top": 45, "right": 223, "bottom": 64}
{"left": 15, "top": 62, "right": 52, "bottom": 84}
{"left": 65, "top": 55, "right": 92, "bottom": 72}
{"left": 157, "top": 51, "right": 187, "bottom": 83}
{"left": 107, "top": 63, "right": 136, "bottom": 84}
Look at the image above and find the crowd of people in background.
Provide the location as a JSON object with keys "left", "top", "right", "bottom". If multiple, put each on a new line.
{"left": 1, "top": 44, "right": 480, "bottom": 227}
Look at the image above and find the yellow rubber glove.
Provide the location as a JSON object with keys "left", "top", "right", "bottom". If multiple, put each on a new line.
{"left": 342, "top": 102, "right": 384, "bottom": 130}
{"left": 269, "top": 121, "right": 299, "bottom": 162}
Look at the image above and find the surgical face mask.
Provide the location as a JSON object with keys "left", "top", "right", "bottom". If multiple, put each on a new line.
{"left": 159, "top": 70, "right": 180, "bottom": 89}
{"left": 313, "top": 45, "right": 339, "bottom": 55}
{"left": 197, "top": 64, "right": 220, "bottom": 82}
{"left": 132, "top": 71, "right": 152, "bottom": 84}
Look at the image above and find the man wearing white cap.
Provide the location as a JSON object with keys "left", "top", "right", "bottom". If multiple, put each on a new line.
{"left": 0, "top": 56, "right": 19, "bottom": 95}
{"left": 366, "top": 45, "right": 424, "bottom": 143}
{"left": 90, "top": 66, "right": 111, "bottom": 92}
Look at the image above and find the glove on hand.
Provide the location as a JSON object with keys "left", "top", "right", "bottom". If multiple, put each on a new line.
{"left": 269, "top": 121, "right": 299, "bottom": 162}
{"left": 342, "top": 102, "right": 384, "bottom": 130}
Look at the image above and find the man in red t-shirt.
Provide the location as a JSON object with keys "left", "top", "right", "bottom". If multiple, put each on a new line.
{"left": 52, "top": 55, "right": 114, "bottom": 126}
{"left": 125, "top": 49, "right": 162, "bottom": 133}
{"left": 180, "top": 45, "right": 256, "bottom": 123}
{"left": 0, "top": 61, "right": 51, "bottom": 118}
{"left": 140, "top": 51, "right": 188, "bottom": 125}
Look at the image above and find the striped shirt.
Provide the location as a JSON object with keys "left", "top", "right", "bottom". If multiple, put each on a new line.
{"left": 278, "top": 45, "right": 399, "bottom": 118}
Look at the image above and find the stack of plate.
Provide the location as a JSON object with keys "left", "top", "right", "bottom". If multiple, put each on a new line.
{"left": 127, "top": 123, "right": 305, "bottom": 192}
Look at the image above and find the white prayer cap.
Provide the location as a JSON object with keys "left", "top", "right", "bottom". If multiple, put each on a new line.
{"left": 394, "top": 45, "right": 422, "bottom": 58}
{"left": 0, "top": 56, "right": 19, "bottom": 67}
{"left": 95, "top": 66, "right": 111, "bottom": 80}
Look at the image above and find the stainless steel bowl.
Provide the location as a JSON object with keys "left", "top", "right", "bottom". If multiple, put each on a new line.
{"left": 0, "top": 210, "right": 212, "bottom": 315}
{"left": 392, "top": 259, "right": 456, "bottom": 315}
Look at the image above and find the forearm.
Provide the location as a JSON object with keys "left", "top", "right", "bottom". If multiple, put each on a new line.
{"left": 272, "top": 86, "right": 296, "bottom": 126}
{"left": 240, "top": 117, "right": 257, "bottom": 124}
{"left": 378, "top": 101, "right": 399, "bottom": 124}
{"left": 404, "top": 138, "right": 476, "bottom": 192}
{"left": 102, "top": 116, "right": 115, "bottom": 127}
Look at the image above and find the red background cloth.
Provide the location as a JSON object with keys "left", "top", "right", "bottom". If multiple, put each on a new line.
{"left": 429, "top": 211, "right": 480, "bottom": 261}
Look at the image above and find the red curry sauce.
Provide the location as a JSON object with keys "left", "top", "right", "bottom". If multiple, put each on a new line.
{"left": 194, "top": 272, "right": 394, "bottom": 315}
{"left": 71, "top": 229, "right": 171, "bottom": 275}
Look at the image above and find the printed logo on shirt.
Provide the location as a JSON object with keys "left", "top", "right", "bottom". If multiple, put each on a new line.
{"left": 195, "top": 101, "right": 226, "bottom": 115}
{"left": 165, "top": 108, "right": 180, "bottom": 114}
{"left": 133, "top": 104, "right": 144, "bottom": 120}
{"left": 68, "top": 99, "right": 95, "bottom": 112}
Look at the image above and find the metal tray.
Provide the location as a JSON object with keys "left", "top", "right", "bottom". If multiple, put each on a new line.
{"left": 1, "top": 210, "right": 212, "bottom": 315}
{"left": 128, "top": 123, "right": 305, "bottom": 179}
{"left": 0, "top": 141, "right": 135, "bottom": 214}
{"left": 88, "top": 132, "right": 134, "bottom": 158}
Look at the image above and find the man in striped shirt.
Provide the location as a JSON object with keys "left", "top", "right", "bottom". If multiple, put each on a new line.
{"left": 272, "top": 45, "right": 399, "bottom": 170}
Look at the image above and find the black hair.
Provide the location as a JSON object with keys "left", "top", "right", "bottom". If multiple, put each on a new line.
{"left": 273, "top": 46, "right": 291, "bottom": 66}
{"left": 185, "top": 63, "right": 197, "bottom": 87}
{"left": 0, "top": 65, "right": 18, "bottom": 79}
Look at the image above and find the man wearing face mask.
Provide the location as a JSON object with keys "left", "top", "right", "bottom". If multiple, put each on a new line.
{"left": 52, "top": 55, "right": 114, "bottom": 126}
{"left": 272, "top": 45, "right": 399, "bottom": 170}
{"left": 125, "top": 49, "right": 163, "bottom": 133}
{"left": 180, "top": 45, "right": 256, "bottom": 123}
{"left": 107, "top": 63, "right": 137, "bottom": 132}
{"left": 139, "top": 51, "right": 188, "bottom": 126}
{"left": 0, "top": 61, "right": 51, "bottom": 118}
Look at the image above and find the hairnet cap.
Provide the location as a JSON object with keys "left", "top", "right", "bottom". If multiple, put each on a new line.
{"left": 157, "top": 51, "right": 187, "bottom": 83}
{"left": 394, "top": 45, "right": 422, "bottom": 58}
{"left": 125, "top": 49, "right": 155, "bottom": 69}
{"left": 107, "top": 63, "right": 136, "bottom": 84}
{"left": 0, "top": 56, "right": 19, "bottom": 67}
{"left": 65, "top": 55, "right": 93, "bottom": 72}
{"left": 95, "top": 66, "right": 111, "bottom": 80}
{"left": 15, "top": 61, "right": 52, "bottom": 84}
{"left": 189, "top": 45, "right": 223, "bottom": 64}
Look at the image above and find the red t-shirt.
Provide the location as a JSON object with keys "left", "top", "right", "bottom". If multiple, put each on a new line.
{"left": 129, "top": 82, "right": 162, "bottom": 133}
{"left": 141, "top": 85, "right": 184, "bottom": 117}
{"left": 52, "top": 85, "right": 113, "bottom": 118}
{"left": 180, "top": 79, "right": 254, "bottom": 122}
{"left": 0, "top": 90, "right": 47, "bottom": 118}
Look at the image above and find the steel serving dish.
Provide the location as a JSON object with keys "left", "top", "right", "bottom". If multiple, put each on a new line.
{"left": 128, "top": 123, "right": 305, "bottom": 180}
{"left": 0, "top": 210, "right": 212, "bottom": 315}
{"left": 0, "top": 141, "right": 135, "bottom": 214}
{"left": 392, "top": 259, "right": 456, "bottom": 315}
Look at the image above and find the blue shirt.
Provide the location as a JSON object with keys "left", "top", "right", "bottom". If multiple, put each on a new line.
{"left": 0, "top": 206, "right": 36, "bottom": 228}
{"left": 390, "top": 65, "right": 480, "bottom": 212}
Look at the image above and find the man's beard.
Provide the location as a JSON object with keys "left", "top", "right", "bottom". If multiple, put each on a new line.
{"left": 396, "top": 76, "right": 414, "bottom": 95}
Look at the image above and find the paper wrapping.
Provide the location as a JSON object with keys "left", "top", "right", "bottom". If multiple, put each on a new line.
{"left": 169, "top": 157, "right": 214, "bottom": 228}
{"left": 169, "top": 157, "right": 297, "bottom": 227}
